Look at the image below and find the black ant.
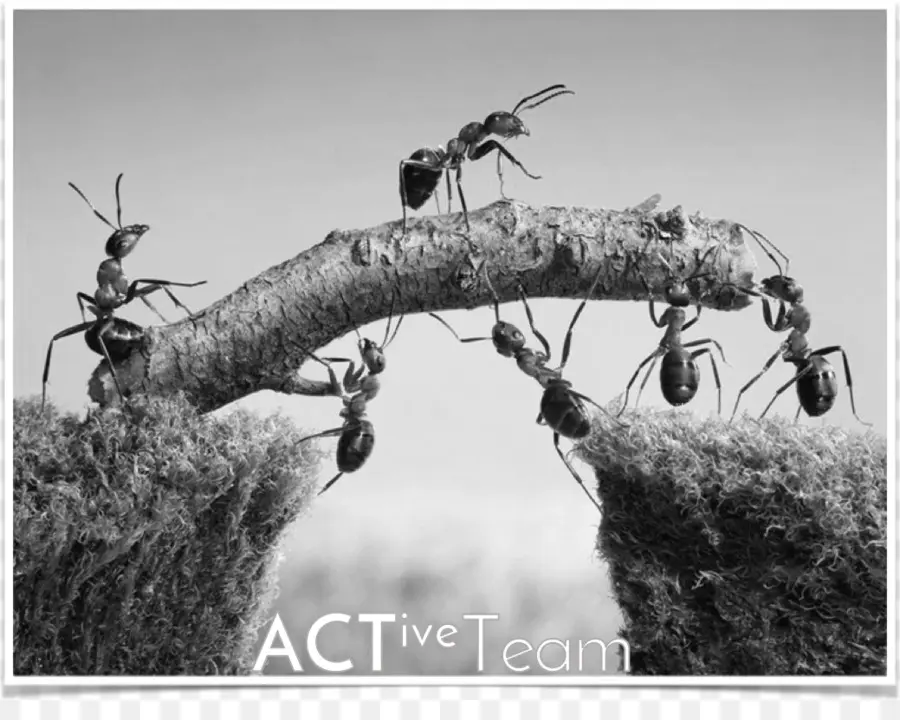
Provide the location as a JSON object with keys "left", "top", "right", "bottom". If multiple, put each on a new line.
{"left": 399, "top": 84, "right": 574, "bottom": 234}
{"left": 724, "top": 228, "right": 868, "bottom": 425}
{"left": 70, "top": 173, "right": 198, "bottom": 323}
{"left": 319, "top": 291, "right": 404, "bottom": 404}
{"left": 42, "top": 280, "right": 204, "bottom": 409}
{"left": 295, "top": 345, "right": 376, "bottom": 497}
{"left": 617, "top": 245, "right": 729, "bottom": 416}
{"left": 429, "top": 262, "right": 626, "bottom": 513}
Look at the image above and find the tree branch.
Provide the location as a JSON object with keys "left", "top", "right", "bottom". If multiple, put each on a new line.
{"left": 88, "top": 198, "right": 759, "bottom": 413}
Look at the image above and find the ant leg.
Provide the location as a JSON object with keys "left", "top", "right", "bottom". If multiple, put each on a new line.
{"left": 735, "top": 224, "right": 790, "bottom": 277}
{"left": 455, "top": 165, "right": 470, "bottom": 232}
{"left": 552, "top": 432, "right": 603, "bottom": 514}
{"left": 427, "top": 313, "right": 492, "bottom": 344}
{"left": 76, "top": 292, "right": 95, "bottom": 323}
{"left": 682, "top": 337, "right": 729, "bottom": 366}
{"left": 496, "top": 147, "right": 507, "bottom": 199}
{"left": 296, "top": 344, "right": 346, "bottom": 397}
{"left": 730, "top": 345, "right": 784, "bottom": 422}
{"left": 318, "top": 471, "right": 346, "bottom": 496}
{"left": 515, "top": 284, "right": 552, "bottom": 360}
{"left": 320, "top": 357, "right": 363, "bottom": 393}
{"left": 761, "top": 297, "right": 789, "bottom": 332}
{"left": 570, "top": 390, "right": 630, "bottom": 428}
{"left": 691, "top": 347, "right": 722, "bottom": 416}
{"left": 619, "top": 348, "right": 663, "bottom": 417}
{"left": 94, "top": 320, "right": 128, "bottom": 403}
{"left": 794, "top": 404, "right": 803, "bottom": 422}
{"left": 42, "top": 320, "right": 95, "bottom": 409}
{"left": 139, "top": 295, "right": 170, "bottom": 324}
{"left": 445, "top": 169, "right": 453, "bottom": 215}
{"left": 399, "top": 160, "right": 410, "bottom": 234}
{"left": 637, "top": 275, "right": 668, "bottom": 330}
{"left": 125, "top": 279, "right": 207, "bottom": 304}
{"left": 470, "top": 141, "right": 542, "bottom": 181}
{"left": 558, "top": 263, "right": 607, "bottom": 371}
{"left": 382, "top": 289, "right": 404, "bottom": 349}
{"left": 298, "top": 426, "right": 346, "bottom": 444}
{"left": 681, "top": 305, "right": 703, "bottom": 332}
{"left": 759, "top": 365, "right": 815, "bottom": 421}
{"left": 634, "top": 355, "right": 660, "bottom": 410}
{"left": 810, "top": 345, "right": 872, "bottom": 426}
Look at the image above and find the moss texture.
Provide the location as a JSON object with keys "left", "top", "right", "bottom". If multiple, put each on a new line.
{"left": 13, "top": 394, "right": 322, "bottom": 675}
{"left": 579, "top": 410, "right": 887, "bottom": 676}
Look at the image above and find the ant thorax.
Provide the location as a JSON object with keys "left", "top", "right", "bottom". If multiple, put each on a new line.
{"left": 456, "top": 122, "right": 484, "bottom": 145}
{"left": 341, "top": 396, "right": 367, "bottom": 418}
{"left": 782, "top": 329, "right": 810, "bottom": 360}
{"left": 94, "top": 283, "right": 120, "bottom": 309}
{"left": 96, "top": 258, "right": 126, "bottom": 290}
{"left": 788, "top": 304, "right": 811, "bottom": 334}
{"left": 514, "top": 348, "right": 549, "bottom": 379}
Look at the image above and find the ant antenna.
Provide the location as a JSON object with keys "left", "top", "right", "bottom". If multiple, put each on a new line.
{"left": 479, "top": 259, "right": 503, "bottom": 324}
{"left": 114, "top": 173, "right": 124, "bottom": 229}
{"left": 734, "top": 223, "right": 790, "bottom": 277}
{"left": 69, "top": 181, "right": 117, "bottom": 231}
{"left": 381, "top": 288, "right": 404, "bottom": 350}
{"left": 511, "top": 84, "right": 574, "bottom": 116}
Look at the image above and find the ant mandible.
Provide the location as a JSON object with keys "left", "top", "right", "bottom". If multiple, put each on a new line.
{"left": 399, "top": 84, "right": 574, "bottom": 234}
{"left": 70, "top": 173, "right": 199, "bottom": 323}
{"left": 429, "top": 261, "right": 627, "bottom": 514}
{"left": 618, "top": 244, "right": 729, "bottom": 416}
{"left": 726, "top": 225, "right": 869, "bottom": 425}
{"left": 295, "top": 344, "right": 377, "bottom": 496}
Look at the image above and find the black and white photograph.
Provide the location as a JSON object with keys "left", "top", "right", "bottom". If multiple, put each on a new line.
{"left": 4, "top": 2, "right": 896, "bottom": 717}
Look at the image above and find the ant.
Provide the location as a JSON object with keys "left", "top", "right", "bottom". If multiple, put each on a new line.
{"left": 617, "top": 245, "right": 729, "bottom": 416}
{"left": 725, "top": 227, "right": 868, "bottom": 425}
{"left": 70, "top": 173, "right": 198, "bottom": 323}
{"left": 318, "top": 291, "right": 404, "bottom": 404}
{"left": 295, "top": 345, "right": 377, "bottom": 497}
{"left": 399, "top": 84, "right": 574, "bottom": 234}
{"left": 429, "top": 261, "right": 626, "bottom": 514}
{"left": 42, "top": 280, "right": 205, "bottom": 409}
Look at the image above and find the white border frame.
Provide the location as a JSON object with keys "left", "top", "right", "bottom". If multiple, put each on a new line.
{"left": 3, "top": 0, "right": 896, "bottom": 689}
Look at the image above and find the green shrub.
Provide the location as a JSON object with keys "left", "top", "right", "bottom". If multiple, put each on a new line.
{"left": 13, "top": 394, "right": 322, "bottom": 675}
{"left": 579, "top": 410, "right": 887, "bottom": 675}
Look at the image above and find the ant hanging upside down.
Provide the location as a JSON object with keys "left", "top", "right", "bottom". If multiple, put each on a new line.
{"left": 399, "top": 84, "right": 574, "bottom": 234}
{"left": 618, "top": 245, "right": 729, "bottom": 416}
{"left": 295, "top": 345, "right": 378, "bottom": 497}
{"left": 725, "top": 225, "right": 869, "bottom": 425}
{"left": 294, "top": 292, "right": 405, "bottom": 496}
{"left": 428, "top": 261, "right": 626, "bottom": 514}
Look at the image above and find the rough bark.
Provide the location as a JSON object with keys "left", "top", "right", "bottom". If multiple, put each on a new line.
{"left": 88, "top": 197, "right": 759, "bottom": 413}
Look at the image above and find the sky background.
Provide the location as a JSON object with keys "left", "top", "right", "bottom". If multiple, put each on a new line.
{"left": 11, "top": 9, "right": 889, "bottom": 673}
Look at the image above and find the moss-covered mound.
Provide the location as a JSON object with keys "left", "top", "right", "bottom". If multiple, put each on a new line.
{"left": 13, "top": 394, "right": 322, "bottom": 675}
{"left": 579, "top": 410, "right": 887, "bottom": 676}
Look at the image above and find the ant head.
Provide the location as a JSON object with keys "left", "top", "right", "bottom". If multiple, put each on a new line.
{"left": 492, "top": 320, "right": 527, "bottom": 357}
{"left": 663, "top": 280, "right": 693, "bottom": 308}
{"left": 359, "top": 338, "right": 387, "bottom": 374}
{"left": 761, "top": 275, "right": 804, "bottom": 304}
{"left": 484, "top": 112, "right": 529, "bottom": 139}
{"left": 106, "top": 224, "right": 150, "bottom": 259}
